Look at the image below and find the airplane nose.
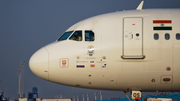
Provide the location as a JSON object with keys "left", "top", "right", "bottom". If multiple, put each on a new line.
{"left": 29, "top": 47, "right": 49, "bottom": 81}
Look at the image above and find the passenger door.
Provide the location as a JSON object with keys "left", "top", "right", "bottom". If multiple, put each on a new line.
{"left": 122, "top": 17, "right": 145, "bottom": 59}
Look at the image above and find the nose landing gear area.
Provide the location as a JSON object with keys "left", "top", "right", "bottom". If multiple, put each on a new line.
{"left": 124, "top": 91, "right": 141, "bottom": 101}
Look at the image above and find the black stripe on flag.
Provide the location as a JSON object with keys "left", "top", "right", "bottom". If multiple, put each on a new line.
{"left": 153, "top": 27, "right": 172, "bottom": 30}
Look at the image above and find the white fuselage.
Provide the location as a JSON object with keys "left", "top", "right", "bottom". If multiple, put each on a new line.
{"left": 29, "top": 9, "right": 180, "bottom": 92}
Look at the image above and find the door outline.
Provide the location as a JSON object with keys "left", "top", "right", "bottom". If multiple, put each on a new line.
{"left": 121, "top": 17, "right": 145, "bottom": 59}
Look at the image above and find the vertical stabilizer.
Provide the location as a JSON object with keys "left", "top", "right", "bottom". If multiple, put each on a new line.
{"left": 136, "top": 0, "right": 144, "bottom": 10}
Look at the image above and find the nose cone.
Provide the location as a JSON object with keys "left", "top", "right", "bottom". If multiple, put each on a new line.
{"left": 29, "top": 47, "right": 49, "bottom": 81}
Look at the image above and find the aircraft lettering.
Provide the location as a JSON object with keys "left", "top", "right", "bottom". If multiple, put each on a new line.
{"left": 76, "top": 61, "right": 88, "bottom": 63}
{"left": 90, "top": 64, "right": 95, "bottom": 67}
{"left": 133, "top": 93, "right": 140, "bottom": 97}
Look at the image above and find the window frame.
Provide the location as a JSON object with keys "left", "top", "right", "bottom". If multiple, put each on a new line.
{"left": 176, "top": 33, "right": 180, "bottom": 40}
{"left": 154, "top": 33, "right": 159, "bottom": 40}
{"left": 165, "top": 33, "right": 170, "bottom": 40}
{"left": 57, "top": 31, "right": 73, "bottom": 41}
{"left": 69, "top": 30, "right": 83, "bottom": 41}
{"left": 85, "top": 30, "right": 95, "bottom": 42}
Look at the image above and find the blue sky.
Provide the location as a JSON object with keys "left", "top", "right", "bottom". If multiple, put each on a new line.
{"left": 0, "top": 0, "right": 180, "bottom": 100}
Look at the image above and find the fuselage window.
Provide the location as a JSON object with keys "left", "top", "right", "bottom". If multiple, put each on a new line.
{"left": 176, "top": 33, "right": 180, "bottom": 40}
{"left": 69, "top": 31, "right": 82, "bottom": 41}
{"left": 85, "top": 31, "right": 94, "bottom": 41}
{"left": 165, "top": 33, "right": 170, "bottom": 40}
{"left": 154, "top": 33, "right": 159, "bottom": 40}
{"left": 57, "top": 31, "right": 73, "bottom": 41}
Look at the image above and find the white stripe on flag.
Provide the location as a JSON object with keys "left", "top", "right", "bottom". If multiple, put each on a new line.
{"left": 153, "top": 24, "right": 172, "bottom": 27}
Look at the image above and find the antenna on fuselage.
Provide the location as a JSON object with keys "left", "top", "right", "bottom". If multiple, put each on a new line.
{"left": 136, "top": 0, "right": 144, "bottom": 10}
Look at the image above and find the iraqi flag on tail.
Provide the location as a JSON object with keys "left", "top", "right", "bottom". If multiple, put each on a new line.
{"left": 153, "top": 20, "right": 172, "bottom": 30}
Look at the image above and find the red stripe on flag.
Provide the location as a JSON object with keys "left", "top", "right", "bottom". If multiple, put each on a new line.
{"left": 153, "top": 20, "right": 171, "bottom": 23}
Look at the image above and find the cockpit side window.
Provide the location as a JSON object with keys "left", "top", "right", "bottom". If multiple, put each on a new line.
{"left": 57, "top": 31, "right": 73, "bottom": 41}
{"left": 69, "top": 31, "right": 82, "bottom": 41}
{"left": 85, "top": 30, "right": 94, "bottom": 41}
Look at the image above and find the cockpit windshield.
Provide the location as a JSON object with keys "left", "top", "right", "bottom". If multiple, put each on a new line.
{"left": 57, "top": 31, "right": 73, "bottom": 41}
{"left": 69, "top": 31, "right": 82, "bottom": 41}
